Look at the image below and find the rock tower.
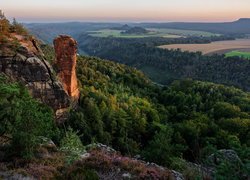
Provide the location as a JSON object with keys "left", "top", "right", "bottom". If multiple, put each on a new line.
{"left": 0, "top": 36, "right": 70, "bottom": 119}
{"left": 53, "top": 35, "right": 80, "bottom": 100}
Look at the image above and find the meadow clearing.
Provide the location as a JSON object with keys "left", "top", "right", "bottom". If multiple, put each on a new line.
{"left": 225, "top": 50, "right": 250, "bottom": 59}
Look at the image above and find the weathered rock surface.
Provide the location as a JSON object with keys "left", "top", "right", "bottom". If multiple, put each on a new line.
{"left": 53, "top": 35, "right": 79, "bottom": 100}
{"left": 207, "top": 149, "right": 243, "bottom": 167}
{"left": 0, "top": 54, "right": 70, "bottom": 114}
{"left": 0, "top": 36, "right": 70, "bottom": 119}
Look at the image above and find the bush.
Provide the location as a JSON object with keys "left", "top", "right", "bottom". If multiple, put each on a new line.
{"left": 143, "top": 125, "right": 176, "bottom": 166}
{"left": 11, "top": 98, "right": 56, "bottom": 159}
{"left": 0, "top": 75, "right": 58, "bottom": 159}
{"left": 60, "top": 128, "right": 85, "bottom": 165}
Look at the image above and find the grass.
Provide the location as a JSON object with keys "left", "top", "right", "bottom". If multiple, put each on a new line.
{"left": 225, "top": 51, "right": 250, "bottom": 59}
{"left": 88, "top": 28, "right": 218, "bottom": 39}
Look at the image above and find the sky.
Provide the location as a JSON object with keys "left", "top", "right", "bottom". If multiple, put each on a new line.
{"left": 1, "top": 0, "right": 250, "bottom": 22}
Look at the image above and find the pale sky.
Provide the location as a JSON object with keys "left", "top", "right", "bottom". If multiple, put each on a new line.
{"left": 2, "top": 0, "right": 250, "bottom": 22}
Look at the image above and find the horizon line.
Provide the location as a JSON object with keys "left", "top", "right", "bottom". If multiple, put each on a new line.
{"left": 19, "top": 18, "right": 248, "bottom": 24}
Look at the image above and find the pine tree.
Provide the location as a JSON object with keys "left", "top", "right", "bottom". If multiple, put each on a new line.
{"left": 0, "top": 10, "right": 9, "bottom": 35}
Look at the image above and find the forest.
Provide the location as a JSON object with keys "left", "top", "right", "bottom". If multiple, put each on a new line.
{"left": 79, "top": 35, "right": 250, "bottom": 91}
{"left": 66, "top": 56, "right": 250, "bottom": 178}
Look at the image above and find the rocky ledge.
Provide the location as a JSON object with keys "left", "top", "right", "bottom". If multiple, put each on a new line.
{"left": 0, "top": 34, "right": 80, "bottom": 120}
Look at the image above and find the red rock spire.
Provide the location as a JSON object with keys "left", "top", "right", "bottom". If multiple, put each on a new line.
{"left": 53, "top": 35, "right": 80, "bottom": 100}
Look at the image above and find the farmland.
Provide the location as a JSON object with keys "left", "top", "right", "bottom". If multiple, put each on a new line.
{"left": 159, "top": 38, "right": 250, "bottom": 55}
{"left": 148, "top": 28, "right": 219, "bottom": 37}
{"left": 88, "top": 28, "right": 218, "bottom": 38}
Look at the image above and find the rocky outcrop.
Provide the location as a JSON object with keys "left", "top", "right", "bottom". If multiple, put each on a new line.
{"left": 0, "top": 36, "right": 70, "bottom": 120}
{"left": 207, "top": 149, "right": 243, "bottom": 167}
{"left": 53, "top": 35, "right": 79, "bottom": 100}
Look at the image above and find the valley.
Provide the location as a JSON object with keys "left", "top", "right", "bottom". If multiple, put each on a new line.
{"left": 88, "top": 28, "right": 217, "bottom": 38}
{"left": 159, "top": 38, "right": 250, "bottom": 55}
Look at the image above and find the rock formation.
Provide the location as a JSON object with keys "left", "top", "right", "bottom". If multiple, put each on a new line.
{"left": 53, "top": 35, "right": 80, "bottom": 100}
{"left": 0, "top": 36, "right": 70, "bottom": 120}
{"left": 0, "top": 34, "right": 80, "bottom": 121}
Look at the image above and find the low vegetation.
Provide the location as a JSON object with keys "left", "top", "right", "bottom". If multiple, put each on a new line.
{"left": 0, "top": 11, "right": 30, "bottom": 55}
{"left": 0, "top": 75, "right": 58, "bottom": 159}
{"left": 226, "top": 50, "right": 250, "bottom": 59}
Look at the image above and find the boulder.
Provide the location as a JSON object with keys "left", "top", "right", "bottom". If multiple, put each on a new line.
{"left": 207, "top": 149, "right": 243, "bottom": 167}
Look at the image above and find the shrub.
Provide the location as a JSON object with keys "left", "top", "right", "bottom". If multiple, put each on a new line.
{"left": 0, "top": 75, "right": 57, "bottom": 159}
{"left": 60, "top": 128, "right": 85, "bottom": 165}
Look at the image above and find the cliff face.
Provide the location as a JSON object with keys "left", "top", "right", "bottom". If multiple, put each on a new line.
{"left": 0, "top": 35, "right": 71, "bottom": 119}
{"left": 53, "top": 35, "right": 80, "bottom": 100}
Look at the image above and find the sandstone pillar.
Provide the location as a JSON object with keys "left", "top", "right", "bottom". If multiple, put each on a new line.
{"left": 53, "top": 35, "right": 79, "bottom": 100}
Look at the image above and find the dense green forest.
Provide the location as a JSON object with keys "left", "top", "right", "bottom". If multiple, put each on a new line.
{"left": 64, "top": 56, "right": 250, "bottom": 178}
{"left": 79, "top": 35, "right": 250, "bottom": 91}
{"left": 1, "top": 48, "right": 249, "bottom": 178}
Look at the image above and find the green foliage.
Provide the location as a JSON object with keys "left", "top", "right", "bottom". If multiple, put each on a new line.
{"left": 143, "top": 125, "right": 185, "bottom": 167}
{"left": 60, "top": 128, "right": 85, "bottom": 165}
{"left": 226, "top": 51, "right": 250, "bottom": 59}
{"left": 211, "top": 150, "right": 247, "bottom": 180}
{"left": 0, "top": 14, "right": 29, "bottom": 55}
{"left": 0, "top": 74, "right": 57, "bottom": 159}
{"left": 215, "top": 161, "right": 242, "bottom": 180}
{"left": 0, "top": 12, "right": 28, "bottom": 36}
{"left": 11, "top": 99, "right": 56, "bottom": 159}
{"left": 9, "top": 18, "right": 27, "bottom": 35}
{"left": 0, "top": 10, "right": 10, "bottom": 35}
{"left": 65, "top": 57, "right": 249, "bottom": 179}
{"left": 214, "top": 102, "right": 243, "bottom": 119}
{"left": 79, "top": 35, "right": 250, "bottom": 91}
{"left": 67, "top": 56, "right": 159, "bottom": 154}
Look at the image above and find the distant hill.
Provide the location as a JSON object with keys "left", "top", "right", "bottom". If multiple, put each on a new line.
{"left": 139, "top": 18, "right": 250, "bottom": 35}
{"left": 25, "top": 19, "right": 250, "bottom": 43}
{"left": 25, "top": 22, "right": 122, "bottom": 43}
{"left": 121, "top": 26, "right": 149, "bottom": 34}
{"left": 111, "top": 24, "right": 131, "bottom": 30}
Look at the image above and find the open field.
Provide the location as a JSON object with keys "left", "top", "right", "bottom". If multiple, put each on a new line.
{"left": 88, "top": 29, "right": 182, "bottom": 38}
{"left": 225, "top": 51, "right": 250, "bottom": 59}
{"left": 148, "top": 28, "right": 219, "bottom": 37}
{"left": 88, "top": 28, "right": 218, "bottom": 38}
{"left": 159, "top": 39, "right": 250, "bottom": 55}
